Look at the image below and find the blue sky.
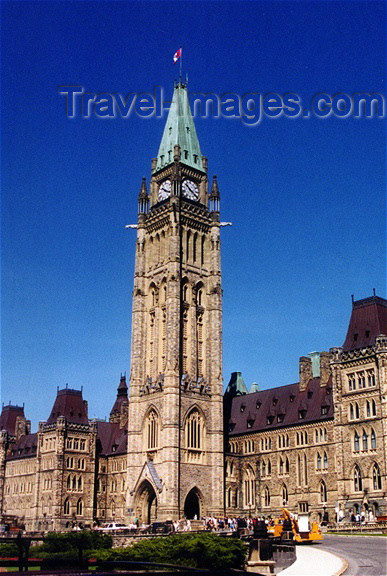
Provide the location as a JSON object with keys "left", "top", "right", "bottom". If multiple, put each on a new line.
{"left": 1, "top": 0, "right": 385, "bottom": 428}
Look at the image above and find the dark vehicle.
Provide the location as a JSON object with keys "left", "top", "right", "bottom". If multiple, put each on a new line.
{"left": 145, "top": 521, "right": 174, "bottom": 534}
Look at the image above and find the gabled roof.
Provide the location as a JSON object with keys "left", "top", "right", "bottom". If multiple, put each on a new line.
{"left": 153, "top": 82, "right": 203, "bottom": 174}
{"left": 46, "top": 388, "right": 89, "bottom": 425}
{"left": 96, "top": 421, "right": 127, "bottom": 456}
{"left": 0, "top": 405, "right": 25, "bottom": 436}
{"left": 228, "top": 377, "right": 333, "bottom": 436}
{"left": 342, "top": 295, "right": 387, "bottom": 352}
{"left": 7, "top": 433, "right": 37, "bottom": 461}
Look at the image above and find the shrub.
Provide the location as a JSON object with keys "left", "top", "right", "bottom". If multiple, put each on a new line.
{"left": 0, "top": 542, "right": 19, "bottom": 557}
{"left": 93, "top": 533, "right": 247, "bottom": 571}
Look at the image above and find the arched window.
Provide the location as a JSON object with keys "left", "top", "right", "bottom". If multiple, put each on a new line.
{"left": 76, "top": 498, "right": 83, "bottom": 516}
{"left": 267, "top": 459, "right": 271, "bottom": 476}
{"left": 279, "top": 457, "right": 284, "bottom": 475}
{"left": 261, "top": 460, "right": 266, "bottom": 477}
{"left": 185, "top": 409, "right": 205, "bottom": 463}
{"left": 372, "top": 463, "right": 382, "bottom": 490}
{"left": 362, "top": 430, "right": 368, "bottom": 451}
{"left": 320, "top": 480, "right": 327, "bottom": 503}
{"left": 323, "top": 451, "right": 328, "bottom": 469}
{"left": 354, "top": 431, "right": 360, "bottom": 452}
{"left": 67, "top": 475, "right": 71, "bottom": 490}
{"left": 77, "top": 476, "right": 82, "bottom": 491}
{"left": 354, "top": 465, "right": 362, "bottom": 492}
{"left": 350, "top": 404, "right": 354, "bottom": 420}
{"left": 371, "top": 429, "right": 376, "bottom": 449}
{"left": 64, "top": 498, "right": 70, "bottom": 515}
{"left": 281, "top": 484, "right": 288, "bottom": 506}
{"left": 285, "top": 457, "right": 290, "bottom": 475}
{"left": 146, "top": 410, "right": 159, "bottom": 451}
{"left": 243, "top": 466, "right": 255, "bottom": 509}
{"left": 317, "top": 452, "right": 322, "bottom": 470}
{"left": 264, "top": 486, "right": 270, "bottom": 507}
{"left": 371, "top": 400, "right": 376, "bottom": 416}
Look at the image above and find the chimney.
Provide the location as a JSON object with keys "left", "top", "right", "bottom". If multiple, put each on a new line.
{"left": 319, "top": 351, "right": 331, "bottom": 387}
{"left": 299, "top": 356, "right": 313, "bottom": 391}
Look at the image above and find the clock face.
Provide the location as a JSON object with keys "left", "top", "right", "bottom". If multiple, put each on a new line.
{"left": 158, "top": 179, "right": 171, "bottom": 201}
{"left": 182, "top": 179, "right": 199, "bottom": 200}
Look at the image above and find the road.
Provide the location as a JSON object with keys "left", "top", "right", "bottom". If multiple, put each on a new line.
{"left": 318, "top": 534, "right": 387, "bottom": 576}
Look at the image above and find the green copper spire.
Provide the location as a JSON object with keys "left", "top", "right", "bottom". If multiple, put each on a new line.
{"left": 153, "top": 82, "right": 203, "bottom": 173}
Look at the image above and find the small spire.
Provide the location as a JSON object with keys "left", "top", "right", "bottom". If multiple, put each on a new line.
{"left": 138, "top": 177, "right": 149, "bottom": 215}
{"left": 209, "top": 175, "right": 220, "bottom": 213}
{"left": 210, "top": 175, "right": 220, "bottom": 198}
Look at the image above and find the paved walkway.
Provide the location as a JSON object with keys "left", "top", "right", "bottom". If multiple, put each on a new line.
{"left": 278, "top": 545, "right": 347, "bottom": 576}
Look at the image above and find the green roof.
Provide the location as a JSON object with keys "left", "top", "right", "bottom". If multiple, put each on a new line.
{"left": 225, "top": 372, "right": 248, "bottom": 397}
{"left": 153, "top": 82, "right": 203, "bottom": 174}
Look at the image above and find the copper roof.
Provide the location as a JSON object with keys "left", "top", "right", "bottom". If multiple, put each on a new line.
{"left": 46, "top": 388, "right": 88, "bottom": 425}
{"left": 96, "top": 421, "right": 127, "bottom": 456}
{"left": 7, "top": 433, "right": 37, "bottom": 461}
{"left": 0, "top": 405, "right": 25, "bottom": 436}
{"left": 228, "top": 377, "right": 333, "bottom": 436}
{"left": 342, "top": 295, "right": 387, "bottom": 352}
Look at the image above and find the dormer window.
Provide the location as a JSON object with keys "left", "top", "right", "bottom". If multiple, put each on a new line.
{"left": 256, "top": 401, "right": 261, "bottom": 409}
{"left": 321, "top": 405, "right": 328, "bottom": 415}
{"left": 277, "top": 414, "right": 284, "bottom": 423}
{"left": 184, "top": 150, "right": 188, "bottom": 159}
{"left": 272, "top": 397, "right": 278, "bottom": 406}
{"left": 240, "top": 404, "right": 246, "bottom": 413}
{"left": 298, "top": 409, "right": 306, "bottom": 420}
{"left": 307, "top": 390, "right": 313, "bottom": 399}
{"left": 193, "top": 154, "right": 198, "bottom": 163}
{"left": 266, "top": 415, "right": 274, "bottom": 425}
{"left": 290, "top": 394, "right": 295, "bottom": 403}
{"left": 354, "top": 333, "right": 358, "bottom": 341}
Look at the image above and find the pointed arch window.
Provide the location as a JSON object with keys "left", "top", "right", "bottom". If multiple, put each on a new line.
{"left": 372, "top": 463, "right": 382, "bottom": 490}
{"left": 76, "top": 498, "right": 83, "bottom": 516}
{"left": 362, "top": 430, "right": 368, "bottom": 451}
{"left": 320, "top": 480, "right": 327, "bottom": 503}
{"left": 285, "top": 457, "right": 290, "bottom": 475}
{"left": 354, "top": 431, "right": 360, "bottom": 452}
{"left": 146, "top": 410, "right": 159, "bottom": 451}
{"left": 281, "top": 484, "right": 288, "bottom": 506}
{"left": 371, "top": 429, "right": 376, "bottom": 450}
{"left": 354, "top": 465, "right": 362, "bottom": 492}
{"left": 317, "top": 452, "right": 322, "bottom": 470}
{"left": 243, "top": 466, "right": 255, "bottom": 509}
{"left": 185, "top": 409, "right": 205, "bottom": 463}
{"left": 263, "top": 486, "right": 270, "bottom": 507}
{"left": 64, "top": 497, "right": 70, "bottom": 515}
{"left": 323, "top": 451, "right": 328, "bottom": 469}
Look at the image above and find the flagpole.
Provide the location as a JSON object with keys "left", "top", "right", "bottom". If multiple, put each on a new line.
{"left": 179, "top": 47, "right": 183, "bottom": 83}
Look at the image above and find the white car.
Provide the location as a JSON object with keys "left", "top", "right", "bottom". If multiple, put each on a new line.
{"left": 96, "top": 522, "right": 131, "bottom": 532}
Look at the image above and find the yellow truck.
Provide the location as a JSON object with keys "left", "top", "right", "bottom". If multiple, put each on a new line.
{"left": 268, "top": 508, "right": 323, "bottom": 543}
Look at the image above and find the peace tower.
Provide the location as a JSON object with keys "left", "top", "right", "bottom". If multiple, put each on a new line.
{"left": 126, "top": 82, "right": 224, "bottom": 522}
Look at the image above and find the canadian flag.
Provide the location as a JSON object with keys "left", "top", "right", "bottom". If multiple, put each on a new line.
{"left": 173, "top": 48, "right": 182, "bottom": 63}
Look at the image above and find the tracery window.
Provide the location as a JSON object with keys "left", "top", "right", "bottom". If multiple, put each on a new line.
{"left": 185, "top": 409, "right": 205, "bottom": 463}
{"left": 281, "top": 484, "right": 288, "bottom": 506}
{"left": 362, "top": 430, "right": 368, "bottom": 451}
{"left": 146, "top": 410, "right": 159, "bottom": 451}
{"left": 76, "top": 498, "right": 83, "bottom": 516}
{"left": 243, "top": 466, "right": 255, "bottom": 508}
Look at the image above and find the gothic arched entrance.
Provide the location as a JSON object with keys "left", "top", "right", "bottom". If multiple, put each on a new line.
{"left": 135, "top": 480, "right": 157, "bottom": 524}
{"left": 184, "top": 488, "right": 201, "bottom": 519}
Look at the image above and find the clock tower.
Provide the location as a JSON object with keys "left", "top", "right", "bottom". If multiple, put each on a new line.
{"left": 127, "top": 82, "right": 224, "bottom": 522}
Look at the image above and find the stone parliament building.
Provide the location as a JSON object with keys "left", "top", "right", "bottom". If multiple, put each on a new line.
{"left": 1, "top": 82, "right": 386, "bottom": 531}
